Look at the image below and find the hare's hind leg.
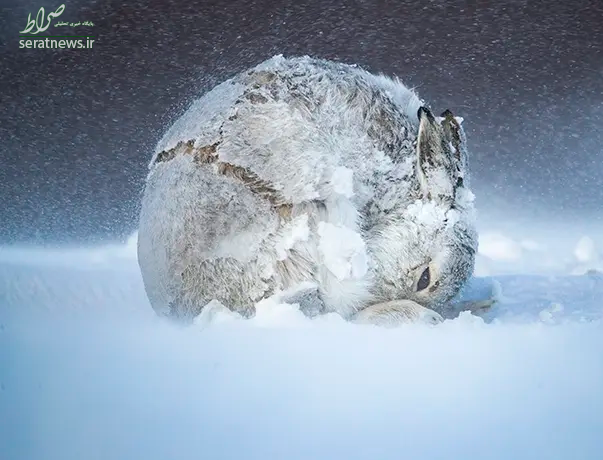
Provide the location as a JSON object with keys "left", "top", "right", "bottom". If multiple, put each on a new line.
{"left": 138, "top": 155, "right": 281, "bottom": 323}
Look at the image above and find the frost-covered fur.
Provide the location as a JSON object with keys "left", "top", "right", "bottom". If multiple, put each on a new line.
{"left": 137, "top": 55, "right": 478, "bottom": 324}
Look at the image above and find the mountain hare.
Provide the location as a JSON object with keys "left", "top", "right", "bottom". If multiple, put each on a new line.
{"left": 137, "top": 55, "right": 487, "bottom": 327}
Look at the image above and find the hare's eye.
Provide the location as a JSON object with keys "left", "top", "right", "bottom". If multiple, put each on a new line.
{"left": 416, "top": 267, "right": 431, "bottom": 291}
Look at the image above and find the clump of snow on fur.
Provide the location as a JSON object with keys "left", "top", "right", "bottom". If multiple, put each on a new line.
{"left": 455, "top": 186, "right": 476, "bottom": 209}
{"left": 274, "top": 214, "right": 310, "bottom": 261}
{"left": 405, "top": 199, "right": 449, "bottom": 230}
{"left": 317, "top": 222, "right": 367, "bottom": 281}
{"left": 330, "top": 166, "right": 354, "bottom": 197}
{"left": 194, "top": 299, "right": 243, "bottom": 329}
{"left": 252, "top": 296, "right": 314, "bottom": 327}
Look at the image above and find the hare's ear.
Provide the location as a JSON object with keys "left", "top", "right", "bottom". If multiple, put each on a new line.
{"left": 440, "top": 109, "right": 468, "bottom": 187}
{"left": 416, "top": 107, "right": 456, "bottom": 205}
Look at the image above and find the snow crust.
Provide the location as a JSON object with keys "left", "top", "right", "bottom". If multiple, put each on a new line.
{"left": 1, "top": 225, "right": 603, "bottom": 459}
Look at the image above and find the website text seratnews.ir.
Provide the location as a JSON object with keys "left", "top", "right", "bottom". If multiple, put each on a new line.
{"left": 19, "top": 36, "right": 95, "bottom": 49}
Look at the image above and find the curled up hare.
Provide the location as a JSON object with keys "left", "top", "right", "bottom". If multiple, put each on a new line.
{"left": 137, "top": 55, "right": 495, "bottom": 327}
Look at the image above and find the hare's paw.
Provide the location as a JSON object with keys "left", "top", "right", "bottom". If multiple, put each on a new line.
{"left": 352, "top": 300, "right": 443, "bottom": 327}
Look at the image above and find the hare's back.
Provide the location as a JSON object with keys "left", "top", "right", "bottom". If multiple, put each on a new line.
{"left": 150, "top": 55, "right": 423, "bottom": 207}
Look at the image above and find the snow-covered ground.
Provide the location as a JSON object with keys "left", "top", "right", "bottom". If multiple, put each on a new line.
{"left": 1, "top": 221, "right": 602, "bottom": 459}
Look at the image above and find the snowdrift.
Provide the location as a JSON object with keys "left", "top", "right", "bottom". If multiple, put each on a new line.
{"left": 1, "top": 228, "right": 602, "bottom": 459}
